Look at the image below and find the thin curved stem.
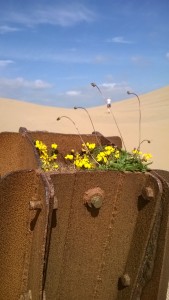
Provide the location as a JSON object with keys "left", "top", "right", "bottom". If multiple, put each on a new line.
{"left": 74, "top": 106, "right": 101, "bottom": 146}
{"left": 57, "top": 116, "right": 85, "bottom": 145}
{"left": 127, "top": 91, "right": 141, "bottom": 150}
{"left": 57, "top": 116, "right": 100, "bottom": 166}
{"left": 137, "top": 139, "right": 150, "bottom": 151}
{"left": 109, "top": 108, "right": 126, "bottom": 151}
{"left": 91, "top": 82, "right": 126, "bottom": 150}
{"left": 91, "top": 82, "right": 106, "bottom": 103}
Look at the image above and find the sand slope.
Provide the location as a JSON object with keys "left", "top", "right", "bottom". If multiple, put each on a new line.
{"left": 0, "top": 86, "right": 169, "bottom": 170}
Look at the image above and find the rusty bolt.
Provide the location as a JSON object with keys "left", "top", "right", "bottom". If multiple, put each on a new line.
{"left": 90, "top": 195, "right": 103, "bottom": 208}
{"left": 83, "top": 187, "right": 105, "bottom": 209}
{"left": 29, "top": 201, "right": 42, "bottom": 210}
{"left": 120, "top": 273, "right": 131, "bottom": 287}
{"left": 142, "top": 186, "right": 154, "bottom": 201}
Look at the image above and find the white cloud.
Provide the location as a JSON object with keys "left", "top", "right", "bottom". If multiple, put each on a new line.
{"left": 109, "top": 36, "right": 133, "bottom": 44}
{"left": 2, "top": 4, "right": 95, "bottom": 27}
{"left": 66, "top": 90, "right": 81, "bottom": 96}
{"left": 0, "top": 60, "right": 14, "bottom": 67}
{"left": 0, "top": 77, "right": 52, "bottom": 89}
{"left": 0, "top": 25, "right": 19, "bottom": 34}
{"left": 96, "top": 81, "right": 131, "bottom": 99}
{"left": 34, "top": 79, "right": 52, "bottom": 89}
{"left": 101, "top": 83, "right": 117, "bottom": 90}
{"left": 166, "top": 52, "right": 169, "bottom": 60}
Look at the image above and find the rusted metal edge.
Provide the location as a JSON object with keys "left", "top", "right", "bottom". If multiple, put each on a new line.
{"left": 19, "top": 127, "right": 122, "bottom": 149}
{"left": 131, "top": 172, "right": 163, "bottom": 299}
{"left": 151, "top": 170, "right": 169, "bottom": 300}
{"left": 19, "top": 127, "right": 42, "bottom": 168}
{"left": 0, "top": 169, "right": 40, "bottom": 298}
{"left": 39, "top": 172, "right": 55, "bottom": 297}
{"left": 0, "top": 169, "right": 54, "bottom": 299}
{"left": 92, "top": 131, "right": 122, "bottom": 148}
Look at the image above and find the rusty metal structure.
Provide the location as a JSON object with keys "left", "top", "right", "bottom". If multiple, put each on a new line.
{"left": 0, "top": 128, "right": 169, "bottom": 300}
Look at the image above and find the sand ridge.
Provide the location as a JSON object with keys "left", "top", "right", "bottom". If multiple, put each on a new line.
{"left": 0, "top": 85, "right": 169, "bottom": 171}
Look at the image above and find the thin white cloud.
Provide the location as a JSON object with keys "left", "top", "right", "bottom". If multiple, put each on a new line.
{"left": 166, "top": 52, "right": 169, "bottom": 60}
{"left": 66, "top": 90, "right": 81, "bottom": 96}
{"left": 109, "top": 36, "right": 133, "bottom": 44}
{"left": 0, "top": 60, "right": 14, "bottom": 67}
{"left": 2, "top": 4, "right": 95, "bottom": 27}
{"left": 131, "top": 55, "right": 151, "bottom": 66}
{"left": 101, "top": 83, "right": 117, "bottom": 90}
{"left": 0, "top": 49, "right": 92, "bottom": 64}
{"left": 0, "top": 77, "right": 52, "bottom": 89}
{"left": 89, "top": 81, "right": 132, "bottom": 104}
{"left": 0, "top": 25, "right": 19, "bottom": 34}
{"left": 99, "top": 81, "right": 131, "bottom": 96}
{"left": 34, "top": 79, "right": 52, "bottom": 89}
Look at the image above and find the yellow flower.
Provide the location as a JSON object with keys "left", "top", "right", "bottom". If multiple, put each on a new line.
{"left": 51, "top": 154, "right": 57, "bottom": 160}
{"left": 86, "top": 142, "right": 96, "bottom": 150}
{"left": 74, "top": 159, "right": 83, "bottom": 168}
{"left": 132, "top": 149, "right": 142, "bottom": 155}
{"left": 114, "top": 151, "right": 120, "bottom": 159}
{"left": 103, "top": 157, "right": 108, "bottom": 163}
{"left": 42, "top": 160, "right": 50, "bottom": 166}
{"left": 35, "top": 140, "right": 40, "bottom": 147}
{"left": 52, "top": 163, "right": 59, "bottom": 169}
{"left": 104, "top": 146, "right": 115, "bottom": 153}
{"left": 96, "top": 152, "right": 107, "bottom": 163}
{"left": 36, "top": 140, "right": 47, "bottom": 151}
{"left": 65, "top": 154, "right": 74, "bottom": 160}
{"left": 142, "top": 153, "right": 152, "bottom": 161}
{"left": 35, "top": 140, "right": 59, "bottom": 171}
{"left": 51, "top": 143, "right": 58, "bottom": 149}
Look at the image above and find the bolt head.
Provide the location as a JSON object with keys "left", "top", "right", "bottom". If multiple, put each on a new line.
{"left": 142, "top": 186, "right": 154, "bottom": 201}
{"left": 120, "top": 273, "right": 131, "bottom": 287}
{"left": 83, "top": 187, "right": 104, "bottom": 209}
{"left": 29, "top": 200, "right": 42, "bottom": 210}
{"left": 90, "top": 196, "right": 103, "bottom": 209}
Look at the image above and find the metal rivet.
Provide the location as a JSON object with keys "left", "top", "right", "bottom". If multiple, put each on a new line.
{"left": 120, "top": 273, "right": 131, "bottom": 287}
{"left": 29, "top": 201, "right": 42, "bottom": 210}
{"left": 142, "top": 186, "right": 154, "bottom": 201}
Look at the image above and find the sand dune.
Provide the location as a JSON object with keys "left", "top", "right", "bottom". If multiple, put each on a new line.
{"left": 1, "top": 85, "right": 169, "bottom": 299}
{"left": 0, "top": 85, "right": 169, "bottom": 171}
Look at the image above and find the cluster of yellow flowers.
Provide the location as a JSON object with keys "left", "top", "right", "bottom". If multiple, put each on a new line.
{"left": 96, "top": 146, "right": 120, "bottom": 163}
{"left": 35, "top": 140, "right": 59, "bottom": 171}
{"left": 35, "top": 140, "right": 153, "bottom": 172}
{"left": 132, "top": 148, "right": 152, "bottom": 162}
{"left": 73, "top": 153, "right": 94, "bottom": 169}
{"left": 65, "top": 143, "right": 95, "bottom": 169}
{"left": 64, "top": 143, "right": 121, "bottom": 169}
{"left": 84, "top": 142, "right": 96, "bottom": 151}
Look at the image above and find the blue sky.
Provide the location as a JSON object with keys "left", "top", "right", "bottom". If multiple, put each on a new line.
{"left": 0, "top": 0, "right": 169, "bottom": 107}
